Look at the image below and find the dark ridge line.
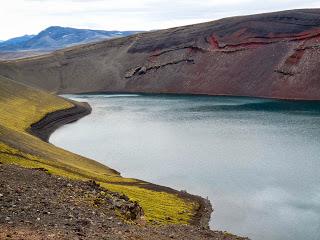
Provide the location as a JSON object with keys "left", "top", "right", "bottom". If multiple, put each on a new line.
{"left": 29, "top": 101, "right": 92, "bottom": 142}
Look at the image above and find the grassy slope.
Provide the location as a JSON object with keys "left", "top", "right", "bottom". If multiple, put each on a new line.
{"left": 0, "top": 75, "right": 198, "bottom": 224}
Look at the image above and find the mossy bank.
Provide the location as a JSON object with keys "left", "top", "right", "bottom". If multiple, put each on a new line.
{"left": 0, "top": 75, "right": 212, "bottom": 227}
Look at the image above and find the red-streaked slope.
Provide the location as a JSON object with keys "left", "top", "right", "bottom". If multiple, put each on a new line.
{"left": 1, "top": 9, "right": 320, "bottom": 100}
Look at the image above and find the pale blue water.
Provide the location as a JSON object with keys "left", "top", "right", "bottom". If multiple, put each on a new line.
{"left": 50, "top": 94, "right": 320, "bottom": 240}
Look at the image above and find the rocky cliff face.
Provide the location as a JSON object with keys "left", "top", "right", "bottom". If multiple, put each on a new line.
{"left": 1, "top": 9, "right": 320, "bottom": 100}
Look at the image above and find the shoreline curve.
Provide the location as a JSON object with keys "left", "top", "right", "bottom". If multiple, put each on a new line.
{"left": 28, "top": 98, "right": 213, "bottom": 229}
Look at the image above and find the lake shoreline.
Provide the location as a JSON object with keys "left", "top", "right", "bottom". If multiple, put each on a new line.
{"left": 51, "top": 94, "right": 320, "bottom": 239}
{"left": 62, "top": 91, "right": 320, "bottom": 102}
{"left": 28, "top": 97, "right": 215, "bottom": 230}
{"left": 29, "top": 99, "right": 92, "bottom": 142}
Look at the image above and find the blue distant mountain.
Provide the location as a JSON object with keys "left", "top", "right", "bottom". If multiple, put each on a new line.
{"left": 0, "top": 35, "right": 35, "bottom": 51}
{"left": 0, "top": 26, "right": 140, "bottom": 52}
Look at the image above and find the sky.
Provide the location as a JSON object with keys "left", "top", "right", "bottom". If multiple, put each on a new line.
{"left": 1, "top": 0, "right": 320, "bottom": 40}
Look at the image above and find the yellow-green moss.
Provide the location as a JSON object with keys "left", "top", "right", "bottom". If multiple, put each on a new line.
{"left": 0, "top": 76, "right": 72, "bottom": 132}
{"left": 0, "top": 142, "right": 84, "bottom": 180}
{"left": 100, "top": 183, "right": 198, "bottom": 224}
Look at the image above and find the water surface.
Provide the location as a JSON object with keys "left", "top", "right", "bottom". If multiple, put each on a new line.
{"left": 50, "top": 95, "right": 320, "bottom": 240}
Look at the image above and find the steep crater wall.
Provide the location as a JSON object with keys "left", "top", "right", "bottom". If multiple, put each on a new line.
{"left": 1, "top": 9, "right": 320, "bottom": 100}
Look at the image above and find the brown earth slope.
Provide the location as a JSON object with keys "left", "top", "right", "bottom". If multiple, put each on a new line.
{"left": 1, "top": 9, "right": 320, "bottom": 99}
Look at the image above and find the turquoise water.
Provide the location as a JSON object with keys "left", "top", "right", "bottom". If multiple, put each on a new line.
{"left": 50, "top": 95, "right": 320, "bottom": 240}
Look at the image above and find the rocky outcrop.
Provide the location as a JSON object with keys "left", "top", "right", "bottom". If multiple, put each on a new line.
{"left": 1, "top": 9, "right": 320, "bottom": 100}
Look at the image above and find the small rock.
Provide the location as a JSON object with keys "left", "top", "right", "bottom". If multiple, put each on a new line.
{"left": 67, "top": 183, "right": 73, "bottom": 187}
{"left": 120, "top": 194, "right": 129, "bottom": 201}
{"left": 36, "top": 217, "right": 40, "bottom": 221}
{"left": 138, "top": 66, "right": 147, "bottom": 75}
{"left": 76, "top": 232, "right": 85, "bottom": 237}
{"left": 73, "top": 226, "right": 82, "bottom": 232}
{"left": 5, "top": 217, "right": 10, "bottom": 221}
{"left": 0, "top": 193, "right": 3, "bottom": 197}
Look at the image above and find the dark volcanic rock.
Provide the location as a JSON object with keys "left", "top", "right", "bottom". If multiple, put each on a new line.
{"left": 1, "top": 9, "right": 320, "bottom": 100}
{"left": 29, "top": 100, "right": 92, "bottom": 142}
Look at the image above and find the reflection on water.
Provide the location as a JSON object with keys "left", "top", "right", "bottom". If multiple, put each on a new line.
{"left": 50, "top": 95, "right": 320, "bottom": 240}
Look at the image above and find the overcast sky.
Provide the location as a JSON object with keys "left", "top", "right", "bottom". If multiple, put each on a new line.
{"left": 1, "top": 0, "right": 320, "bottom": 40}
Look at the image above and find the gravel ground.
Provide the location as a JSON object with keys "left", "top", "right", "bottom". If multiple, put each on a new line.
{"left": 0, "top": 163, "right": 248, "bottom": 240}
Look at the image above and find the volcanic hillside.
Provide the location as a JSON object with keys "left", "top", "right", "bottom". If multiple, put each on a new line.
{"left": 1, "top": 9, "right": 320, "bottom": 99}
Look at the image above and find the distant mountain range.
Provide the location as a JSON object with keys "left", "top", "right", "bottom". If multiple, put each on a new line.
{"left": 0, "top": 26, "right": 140, "bottom": 52}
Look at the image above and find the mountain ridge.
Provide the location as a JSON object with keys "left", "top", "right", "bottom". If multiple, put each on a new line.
{"left": 0, "top": 26, "right": 140, "bottom": 52}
